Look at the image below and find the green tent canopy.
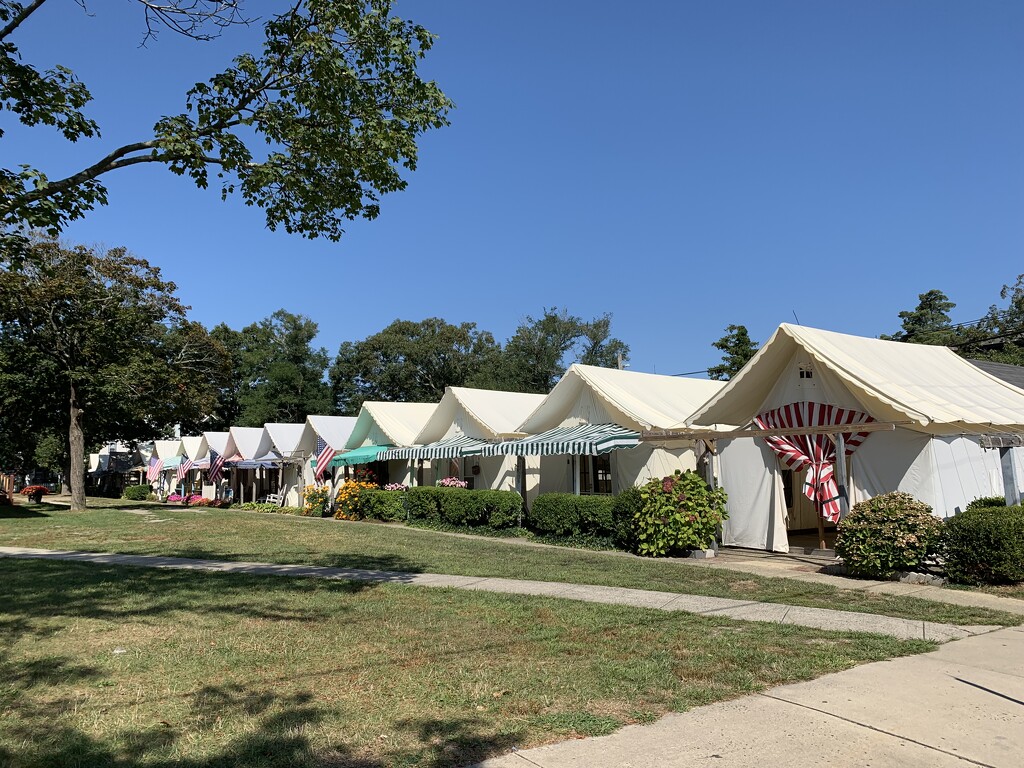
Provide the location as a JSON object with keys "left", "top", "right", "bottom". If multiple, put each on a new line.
{"left": 330, "top": 444, "right": 393, "bottom": 467}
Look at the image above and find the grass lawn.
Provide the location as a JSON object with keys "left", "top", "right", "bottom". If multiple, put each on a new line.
{"left": 1, "top": 502, "right": 1019, "bottom": 626}
{"left": 0, "top": 558, "right": 934, "bottom": 768}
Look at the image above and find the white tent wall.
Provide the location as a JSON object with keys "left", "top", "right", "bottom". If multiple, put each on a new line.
{"left": 760, "top": 349, "right": 870, "bottom": 415}
{"left": 850, "top": 428, "right": 936, "bottom": 509}
{"left": 715, "top": 438, "right": 789, "bottom": 552}
{"left": 612, "top": 444, "right": 699, "bottom": 494}
{"left": 538, "top": 455, "right": 573, "bottom": 496}
{"left": 931, "top": 436, "right": 1004, "bottom": 516}
{"left": 279, "top": 462, "right": 305, "bottom": 506}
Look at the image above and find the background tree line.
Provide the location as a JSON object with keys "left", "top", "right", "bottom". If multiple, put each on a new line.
{"left": 1, "top": 239, "right": 629, "bottom": 506}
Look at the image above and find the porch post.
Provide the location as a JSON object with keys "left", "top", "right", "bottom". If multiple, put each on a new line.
{"left": 1000, "top": 447, "right": 1022, "bottom": 507}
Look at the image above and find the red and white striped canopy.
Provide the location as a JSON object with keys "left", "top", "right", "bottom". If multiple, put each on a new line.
{"left": 754, "top": 402, "right": 874, "bottom": 523}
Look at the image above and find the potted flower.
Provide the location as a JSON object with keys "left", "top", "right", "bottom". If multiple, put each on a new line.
{"left": 20, "top": 485, "right": 50, "bottom": 504}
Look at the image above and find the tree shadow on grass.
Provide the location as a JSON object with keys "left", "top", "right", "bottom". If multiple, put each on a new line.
{"left": 0, "top": 558, "right": 423, "bottom": 644}
{"left": 0, "top": 506, "right": 50, "bottom": 518}
{"left": 2, "top": 677, "right": 524, "bottom": 768}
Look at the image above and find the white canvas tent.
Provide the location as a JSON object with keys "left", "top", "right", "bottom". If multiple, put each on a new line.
{"left": 228, "top": 427, "right": 281, "bottom": 503}
{"left": 503, "top": 364, "right": 725, "bottom": 504}
{"left": 338, "top": 402, "right": 437, "bottom": 485}
{"left": 264, "top": 423, "right": 311, "bottom": 505}
{"left": 686, "top": 324, "right": 1024, "bottom": 552}
{"left": 301, "top": 415, "right": 359, "bottom": 486}
{"left": 381, "top": 387, "right": 546, "bottom": 492}
{"left": 202, "top": 431, "right": 238, "bottom": 500}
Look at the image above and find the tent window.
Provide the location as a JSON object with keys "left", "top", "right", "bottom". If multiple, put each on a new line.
{"left": 579, "top": 454, "right": 612, "bottom": 495}
{"left": 798, "top": 365, "right": 814, "bottom": 379}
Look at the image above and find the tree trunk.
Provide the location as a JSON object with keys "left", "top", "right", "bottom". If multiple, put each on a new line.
{"left": 68, "top": 381, "right": 87, "bottom": 511}
{"left": 61, "top": 455, "right": 72, "bottom": 496}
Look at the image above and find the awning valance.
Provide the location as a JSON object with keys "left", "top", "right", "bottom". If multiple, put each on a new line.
{"left": 476, "top": 423, "right": 640, "bottom": 457}
{"left": 380, "top": 435, "right": 491, "bottom": 461}
{"left": 331, "top": 444, "right": 393, "bottom": 467}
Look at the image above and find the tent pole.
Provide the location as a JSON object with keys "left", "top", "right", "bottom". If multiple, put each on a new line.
{"left": 834, "top": 433, "right": 849, "bottom": 519}
{"left": 816, "top": 498, "right": 827, "bottom": 552}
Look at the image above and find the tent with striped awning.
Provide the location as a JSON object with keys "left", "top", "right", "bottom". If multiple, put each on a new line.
{"left": 398, "top": 387, "right": 547, "bottom": 492}
{"left": 335, "top": 401, "right": 437, "bottom": 486}
{"left": 380, "top": 434, "right": 491, "bottom": 461}
{"left": 513, "top": 364, "right": 727, "bottom": 503}
{"left": 685, "top": 324, "right": 1024, "bottom": 553}
{"left": 475, "top": 423, "right": 640, "bottom": 457}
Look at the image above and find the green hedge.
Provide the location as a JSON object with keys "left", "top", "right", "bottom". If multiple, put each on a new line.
{"left": 610, "top": 487, "right": 643, "bottom": 550}
{"left": 965, "top": 495, "right": 1008, "bottom": 513}
{"left": 527, "top": 493, "right": 617, "bottom": 537}
{"left": 121, "top": 485, "right": 150, "bottom": 501}
{"left": 360, "top": 490, "right": 406, "bottom": 522}
{"left": 944, "top": 506, "right": 1024, "bottom": 585}
{"left": 404, "top": 487, "right": 522, "bottom": 527}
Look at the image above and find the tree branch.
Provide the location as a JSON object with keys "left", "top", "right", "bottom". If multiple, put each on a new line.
{"left": 0, "top": 0, "right": 48, "bottom": 40}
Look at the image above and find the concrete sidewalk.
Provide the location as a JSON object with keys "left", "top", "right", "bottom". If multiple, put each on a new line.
{"left": 687, "top": 547, "right": 1024, "bottom": 617}
{"left": 0, "top": 546, "right": 1002, "bottom": 642}
{"left": 476, "top": 624, "right": 1024, "bottom": 768}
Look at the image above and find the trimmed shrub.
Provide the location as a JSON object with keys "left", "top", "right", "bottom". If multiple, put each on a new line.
{"left": 835, "top": 491, "right": 943, "bottom": 578}
{"left": 943, "top": 506, "right": 1024, "bottom": 585}
{"left": 528, "top": 494, "right": 617, "bottom": 537}
{"left": 611, "top": 486, "right": 643, "bottom": 551}
{"left": 965, "top": 496, "right": 1008, "bottom": 513}
{"left": 405, "top": 487, "right": 523, "bottom": 528}
{"left": 121, "top": 485, "right": 150, "bottom": 501}
{"left": 479, "top": 490, "right": 523, "bottom": 528}
{"left": 406, "top": 486, "right": 445, "bottom": 522}
{"left": 360, "top": 489, "right": 406, "bottom": 522}
{"left": 632, "top": 471, "right": 728, "bottom": 557}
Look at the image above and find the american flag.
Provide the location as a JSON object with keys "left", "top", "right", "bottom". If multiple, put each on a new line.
{"left": 208, "top": 449, "right": 225, "bottom": 483}
{"left": 146, "top": 456, "right": 163, "bottom": 481}
{"left": 176, "top": 457, "right": 195, "bottom": 482}
{"left": 314, "top": 436, "right": 336, "bottom": 482}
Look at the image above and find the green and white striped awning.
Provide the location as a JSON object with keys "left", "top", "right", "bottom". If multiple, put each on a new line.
{"left": 330, "top": 444, "right": 393, "bottom": 467}
{"left": 379, "top": 435, "right": 492, "bottom": 461}
{"left": 477, "top": 423, "right": 640, "bottom": 457}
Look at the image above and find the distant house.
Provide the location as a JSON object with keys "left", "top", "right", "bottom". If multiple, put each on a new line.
{"left": 687, "top": 324, "right": 1024, "bottom": 552}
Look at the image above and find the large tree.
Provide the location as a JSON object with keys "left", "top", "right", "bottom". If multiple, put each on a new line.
{"left": 0, "top": 239, "right": 227, "bottom": 509}
{"left": 707, "top": 324, "right": 758, "bottom": 381}
{"left": 479, "top": 308, "right": 630, "bottom": 393}
{"left": 212, "top": 310, "right": 333, "bottom": 427}
{"left": 330, "top": 318, "right": 500, "bottom": 414}
{"left": 881, "top": 289, "right": 957, "bottom": 345}
{"left": 0, "top": 1, "right": 451, "bottom": 263}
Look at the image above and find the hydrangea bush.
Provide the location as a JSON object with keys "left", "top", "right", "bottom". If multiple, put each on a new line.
{"left": 834, "top": 491, "right": 943, "bottom": 578}
{"left": 632, "top": 471, "right": 728, "bottom": 557}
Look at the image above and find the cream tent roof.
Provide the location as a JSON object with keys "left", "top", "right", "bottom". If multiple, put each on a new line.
{"left": 264, "top": 423, "right": 309, "bottom": 459}
{"left": 305, "top": 415, "right": 358, "bottom": 451}
{"left": 229, "top": 427, "right": 275, "bottom": 461}
{"left": 181, "top": 435, "right": 209, "bottom": 460}
{"left": 345, "top": 402, "right": 437, "bottom": 449}
{"left": 519, "top": 364, "right": 726, "bottom": 434}
{"left": 686, "top": 323, "right": 1024, "bottom": 434}
{"left": 203, "top": 431, "right": 237, "bottom": 459}
{"left": 153, "top": 439, "right": 184, "bottom": 459}
{"left": 415, "top": 387, "right": 546, "bottom": 443}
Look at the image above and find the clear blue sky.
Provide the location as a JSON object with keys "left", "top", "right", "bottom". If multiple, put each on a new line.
{"left": 7, "top": 1, "right": 1024, "bottom": 376}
